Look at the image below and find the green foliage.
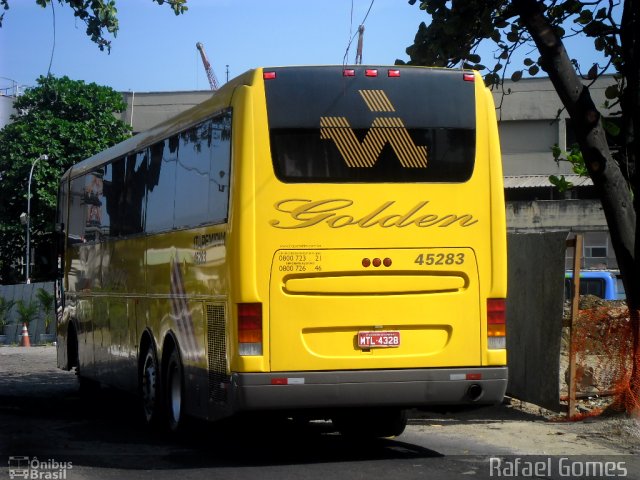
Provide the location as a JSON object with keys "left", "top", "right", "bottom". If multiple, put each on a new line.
{"left": 0, "top": 297, "right": 15, "bottom": 328}
{"left": 15, "top": 299, "right": 38, "bottom": 327}
{"left": 0, "top": 0, "right": 188, "bottom": 52}
{"left": 552, "top": 143, "right": 588, "bottom": 176}
{"left": 0, "top": 75, "right": 131, "bottom": 283}
{"left": 400, "top": 1, "right": 624, "bottom": 103}
{"left": 548, "top": 175, "right": 573, "bottom": 193}
{"left": 36, "top": 288, "right": 54, "bottom": 333}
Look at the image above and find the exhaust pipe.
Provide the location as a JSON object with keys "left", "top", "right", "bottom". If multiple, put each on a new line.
{"left": 466, "top": 384, "right": 484, "bottom": 402}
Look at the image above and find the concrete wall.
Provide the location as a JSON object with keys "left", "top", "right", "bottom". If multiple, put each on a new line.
{"left": 0, "top": 282, "right": 54, "bottom": 344}
{"left": 119, "top": 90, "right": 213, "bottom": 133}
{"left": 507, "top": 199, "right": 607, "bottom": 233}
{"left": 507, "top": 199, "right": 618, "bottom": 270}
{"left": 506, "top": 232, "right": 568, "bottom": 411}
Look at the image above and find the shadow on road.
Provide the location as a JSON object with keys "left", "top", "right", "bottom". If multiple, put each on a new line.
{"left": 0, "top": 372, "right": 447, "bottom": 471}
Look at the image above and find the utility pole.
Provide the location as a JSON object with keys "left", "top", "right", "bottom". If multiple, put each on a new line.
{"left": 355, "top": 25, "right": 365, "bottom": 64}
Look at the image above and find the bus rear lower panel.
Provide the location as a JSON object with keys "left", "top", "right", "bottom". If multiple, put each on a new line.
{"left": 228, "top": 367, "right": 508, "bottom": 411}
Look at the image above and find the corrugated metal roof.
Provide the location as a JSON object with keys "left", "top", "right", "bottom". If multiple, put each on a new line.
{"left": 504, "top": 174, "right": 593, "bottom": 189}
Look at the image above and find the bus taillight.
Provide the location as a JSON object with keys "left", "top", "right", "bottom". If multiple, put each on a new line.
{"left": 487, "top": 298, "right": 506, "bottom": 350}
{"left": 238, "top": 303, "right": 263, "bottom": 355}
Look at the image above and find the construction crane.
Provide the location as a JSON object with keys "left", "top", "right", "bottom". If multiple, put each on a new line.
{"left": 196, "top": 42, "right": 220, "bottom": 91}
{"left": 355, "top": 25, "right": 365, "bottom": 64}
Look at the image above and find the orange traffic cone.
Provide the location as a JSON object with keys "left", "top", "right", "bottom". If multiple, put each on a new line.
{"left": 20, "top": 323, "right": 30, "bottom": 347}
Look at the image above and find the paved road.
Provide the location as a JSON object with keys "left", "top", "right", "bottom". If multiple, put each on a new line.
{"left": 1, "top": 346, "right": 639, "bottom": 480}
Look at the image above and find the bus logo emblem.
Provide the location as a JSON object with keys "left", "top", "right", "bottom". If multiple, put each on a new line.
{"left": 320, "top": 90, "right": 428, "bottom": 169}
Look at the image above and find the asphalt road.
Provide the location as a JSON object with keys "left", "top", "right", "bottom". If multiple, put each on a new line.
{"left": 1, "top": 346, "right": 639, "bottom": 480}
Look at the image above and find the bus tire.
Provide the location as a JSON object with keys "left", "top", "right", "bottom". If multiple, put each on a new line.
{"left": 140, "top": 345, "right": 163, "bottom": 426}
{"left": 333, "top": 408, "right": 408, "bottom": 438}
{"left": 165, "top": 348, "right": 184, "bottom": 432}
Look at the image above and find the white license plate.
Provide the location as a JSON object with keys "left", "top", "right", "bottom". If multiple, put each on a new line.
{"left": 357, "top": 331, "right": 400, "bottom": 348}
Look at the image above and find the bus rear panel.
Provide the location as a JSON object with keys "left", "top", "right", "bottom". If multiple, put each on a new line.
{"left": 227, "top": 66, "right": 507, "bottom": 413}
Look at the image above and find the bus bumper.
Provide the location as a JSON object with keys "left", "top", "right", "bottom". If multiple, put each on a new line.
{"left": 229, "top": 367, "right": 508, "bottom": 411}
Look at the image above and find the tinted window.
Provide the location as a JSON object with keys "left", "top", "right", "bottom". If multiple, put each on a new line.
{"left": 120, "top": 152, "right": 147, "bottom": 236}
{"left": 68, "top": 176, "right": 86, "bottom": 243}
{"left": 581, "top": 278, "right": 605, "bottom": 298}
{"left": 146, "top": 138, "right": 178, "bottom": 232}
{"left": 265, "top": 66, "right": 476, "bottom": 183}
{"left": 175, "top": 124, "right": 214, "bottom": 228}
{"left": 84, "top": 169, "right": 108, "bottom": 241}
{"left": 208, "top": 113, "right": 232, "bottom": 223}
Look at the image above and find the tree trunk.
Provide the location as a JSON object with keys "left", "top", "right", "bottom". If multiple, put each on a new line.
{"left": 513, "top": 0, "right": 638, "bottom": 310}
{"left": 514, "top": 0, "right": 640, "bottom": 416}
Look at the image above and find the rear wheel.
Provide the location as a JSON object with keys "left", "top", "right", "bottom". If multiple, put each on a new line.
{"left": 140, "top": 346, "right": 163, "bottom": 426}
{"left": 332, "top": 408, "right": 408, "bottom": 438}
{"left": 165, "top": 349, "right": 184, "bottom": 432}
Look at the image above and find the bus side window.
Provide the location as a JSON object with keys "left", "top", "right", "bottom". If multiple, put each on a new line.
{"left": 146, "top": 138, "right": 177, "bottom": 233}
{"left": 580, "top": 278, "right": 605, "bottom": 298}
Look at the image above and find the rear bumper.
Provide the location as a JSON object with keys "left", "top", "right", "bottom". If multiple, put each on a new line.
{"left": 229, "top": 367, "right": 508, "bottom": 411}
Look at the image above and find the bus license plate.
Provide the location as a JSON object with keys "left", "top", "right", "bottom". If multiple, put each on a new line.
{"left": 357, "top": 331, "right": 400, "bottom": 348}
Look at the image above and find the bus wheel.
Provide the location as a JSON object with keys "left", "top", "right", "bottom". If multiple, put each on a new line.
{"left": 140, "top": 346, "right": 162, "bottom": 426}
{"left": 332, "top": 408, "right": 408, "bottom": 438}
{"left": 165, "top": 349, "right": 184, "bottom": 432}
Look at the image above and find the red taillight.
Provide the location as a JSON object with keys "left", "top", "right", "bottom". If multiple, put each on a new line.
{"left": 343, "top": 69, "right": 356, "bottom": 77}
{"left": 487, "top": 299, "right": 506, "bottom": 349}
{"left": 463, "top": 73, "right": 475, "bottom": 82}
{"left": 365, "top": 69, "right": 378, "bottom": 77}
{"left": 238, "top": 303, "right": 263, "bottom": 355}
{"left": 388, "top": 69, "right": 400, "bottom": 77}
{"left": 263, "top": 71, "right": 277, "bottom": 80}
{"left": 487, "top": 298, "right": 506, "bottom": 324}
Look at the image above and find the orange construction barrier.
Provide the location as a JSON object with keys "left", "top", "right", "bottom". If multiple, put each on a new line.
{"left": 19, "top": 323, "right": 30, "bottom": 347}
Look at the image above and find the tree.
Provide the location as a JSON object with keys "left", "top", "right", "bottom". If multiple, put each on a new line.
{"left": 0, "top": 0, "right": 188, "bottom": 52}
{"left": 400, "top": 0, "right": 639, "bottom": 413}
{"left": 0, "top": 75, "right": 132, "bottom": 283}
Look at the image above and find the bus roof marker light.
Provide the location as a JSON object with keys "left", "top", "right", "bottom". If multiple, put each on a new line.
{"left": 362, "top": 258, "right": 371, "bottom": 268}
{"left": 365, "top": 69, "right": 378, "bottom": 77}
{"left": 372, "top": 258, "right": 382, "bottom": 267}
{"left": 263, "top": 71, "right": 277, "bottom": 80}
{"left": 463, "top": 73, "right": 475, "bottom": 82}
{"left": 343, "top": 69, "right": 356, "bottom": 77}
{"left": 383, "top": 258, "right": 392, "bottom": 267}
{"left": 388, "top": 69, "right": 401, "bottom": 77}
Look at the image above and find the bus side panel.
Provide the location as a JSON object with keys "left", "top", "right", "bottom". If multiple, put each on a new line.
{"left": 479, "top": 82, "right": 507, "bottom": 367}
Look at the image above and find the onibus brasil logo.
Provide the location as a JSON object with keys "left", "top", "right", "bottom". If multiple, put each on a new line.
{"left": 8, "top": 456, "right": 72, "bottom": 479}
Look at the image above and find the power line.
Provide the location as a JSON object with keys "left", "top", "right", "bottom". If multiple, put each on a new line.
{"left": 342, "top": 0, "right": 375, "bottom": 66}
{"left": 47, "top": 0, "right": 56, "bottom": 77}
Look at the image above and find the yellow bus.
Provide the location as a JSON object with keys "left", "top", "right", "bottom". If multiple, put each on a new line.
{"left": 56, "top": 65, "right": 507, "bottom": 437}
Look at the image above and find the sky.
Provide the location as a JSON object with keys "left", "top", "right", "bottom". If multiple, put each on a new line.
{"left": 0, "top": 0, "right": 609, "bottom": 95}
{"left": 1, "top": 0, "right": 428, "bottom": 93}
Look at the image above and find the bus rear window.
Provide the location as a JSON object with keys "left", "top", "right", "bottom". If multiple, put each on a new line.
{"left": 265, "top": 66, "right": 476, "bottom": 183}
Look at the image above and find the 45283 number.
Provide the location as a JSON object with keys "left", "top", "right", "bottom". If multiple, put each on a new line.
{"left": 414, "top": 252, "right": 465, "bottom": 266}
